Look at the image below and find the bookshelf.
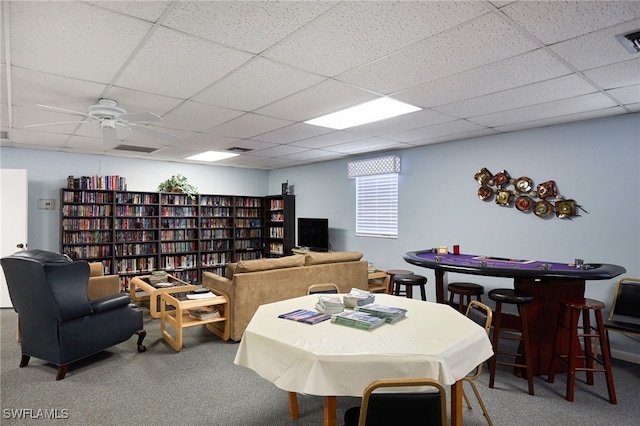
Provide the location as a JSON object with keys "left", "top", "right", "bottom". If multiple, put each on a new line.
{"left": 60, "top": 188, "right": 294, "bottom": 288}
{"left": 265, "top": 194, "right": 295, "bottom": 257}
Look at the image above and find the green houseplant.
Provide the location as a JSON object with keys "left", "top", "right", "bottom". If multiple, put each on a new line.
{"left": 157, "top": 174, "right": 198, "bottom": 200}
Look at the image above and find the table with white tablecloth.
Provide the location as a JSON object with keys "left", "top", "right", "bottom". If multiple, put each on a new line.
{"left": 235, "top": 293, "right": 493, "bottom": 426}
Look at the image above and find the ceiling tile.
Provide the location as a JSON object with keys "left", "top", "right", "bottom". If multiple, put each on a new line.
{"left": 382, "top": 119, "right": 488, "bottom": 143}
{"left": 550, "top": 19, "right": 640, "bottom": 71}
{"left": 10, "top": 2, "right": 152, "bottom": 83}
{"left": 434, "top": 74, "right": 598, "bottom": 117}
{"left": 247, "top": 144, "right": 308, "bottom": 158}
{"left": 324, "top": 137, "right": 408, "bottom": 154}
{"left": 607, "top": 84, "right": 640, "bottom": 105}
{"left": 288, "top": 130, "right": 366, "bottom": 149}
{"left": 394, "top": 49, "right": 573, "bottom": 108}
{"left": 256, "top": 79, "right": 377, "bottom": 122}
{"left": 12, "top": 105, "right": 86, "bottom": 134}
{"left": 251, "top": 123, "right": 332, "bottom": 144}
{"left": 501, "top": 0, "right": 640, "bottom": 45}
{"left": 494, "top": 106, "right": 629, "bottom": 132}
{"left": 337, "top": 13, "right": 539, "bottom": 94}
{"left": 264, "top": 1, "right": 489, "bottom": 77}
{"left": 156, "top": 101, "right": 244, "bottom": 132}
{"left": 208, "top": 113, "right": 293, "bottom": 139}
{"left": 9, "top": 68, "right": 106, "bottom": 110}
{"left": 344, "top": 108, "right": 456, "bottom": 138}
{"left": 193, "top": 58, "right": 325, "bottom": 112}
{"left": 583, "top": 58, "right": 640, "bottom": 90}
{"left": 162, "top": 1, "right": 333, "bottom": 54}
{"left": 87, "top": 0, "right": 172, "bottom": 22}
{"left": 469, "top": 93, "right": 618, "bottom": 127}
{"left": 114, "top": 26, "right": 254, "bottom": 98}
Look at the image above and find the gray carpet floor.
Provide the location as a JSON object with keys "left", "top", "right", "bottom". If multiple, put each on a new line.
{"left": 1, "top": 306, "right": 639, "bottom": 425}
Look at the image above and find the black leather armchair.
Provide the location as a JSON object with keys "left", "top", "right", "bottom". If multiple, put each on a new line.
{"left": 1, "top": 250, "right": 146, "bottom": 380}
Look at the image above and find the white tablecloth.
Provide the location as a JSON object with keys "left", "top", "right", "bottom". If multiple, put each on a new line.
{"left": 235, "top": 294, "right": 493, "bottom": 397}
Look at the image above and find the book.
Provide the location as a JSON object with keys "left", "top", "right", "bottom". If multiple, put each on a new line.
{"left": 186, "top": 291, "right": 217, "bottom": 300}
{"left": 188, "top": 307, "right": 220, "bottom": 320}
{"left": 343, "top": 288, "right": 375, "bottom": 308}
{"left": 316, "top": 295, "right": 344, "bottom": 314}
{"left": 355, "top": 303, "right": 407, "bottom": 324}
{"left": 330, "top": 311, "right": 386, "bottom": 330}
{"left": 278, "top": 309, "right": 332, "bottom": 325}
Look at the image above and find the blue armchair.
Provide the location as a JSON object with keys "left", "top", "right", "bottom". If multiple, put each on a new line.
{"left": 1, "top": 250, "right": 146, "bottom": 380}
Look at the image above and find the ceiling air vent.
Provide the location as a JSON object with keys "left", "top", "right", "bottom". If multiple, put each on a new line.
{"left": 0, "top": 131, "right": 9, "bottom": 140}
{"left": 616, "top": 30, "right": 640, "bottom": 53}
{"left": 113, "top": 144, "right": 159, "bottom": 154}
{"left": 228, "top": 147, "right": 253, "bottom": 153}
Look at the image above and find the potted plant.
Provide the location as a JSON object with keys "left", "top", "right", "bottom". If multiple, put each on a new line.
{"left": 157, "top": 174, "right": 198, "bottom": 200}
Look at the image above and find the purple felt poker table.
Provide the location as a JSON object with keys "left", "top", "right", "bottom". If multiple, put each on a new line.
{"left": 403, "top": 248, "right": 626, "bottom": 375}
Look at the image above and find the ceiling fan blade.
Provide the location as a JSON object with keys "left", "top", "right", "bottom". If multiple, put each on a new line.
{"left": 102, "top": 126, "right": 119, "bottom": 147}
{"left": 119, "top": 112, "right": 162, "bottom": 122}
{"left": 127, "top": 123, "right": 178, "bottom": 143}
{"left": 25, "top": 120, "right": 92, "bottom": 128}
{"left": 36, "top": 104, "right": 91, "bottom": 118}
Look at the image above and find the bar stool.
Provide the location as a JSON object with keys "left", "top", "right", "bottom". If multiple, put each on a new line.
{"left": 488, "top": 288, "right": 535, "bottom": 395}
{"left": 393, "top": 274, "right": 428, "bottom": 301}
{"left": 448, "top": 282, "right": 484, "bottom": 313}
{"left": 547, "top": 297, "right": 617, "bottom": 404}
{"left": 385, "top": 269, "right": 413, "bottom": 296}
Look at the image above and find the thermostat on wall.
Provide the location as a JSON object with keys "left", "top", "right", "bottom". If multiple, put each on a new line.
{"left": 38, "top": 199, "right": 55, "bottom": 210}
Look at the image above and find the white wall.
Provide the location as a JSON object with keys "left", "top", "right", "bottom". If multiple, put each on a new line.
{"left": 2, "top": 113, "right": 639, "bottom": 358}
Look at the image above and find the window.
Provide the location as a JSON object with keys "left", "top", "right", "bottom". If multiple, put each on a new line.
{"left": 348, "top": 156, "right": 400, "bottom": 238}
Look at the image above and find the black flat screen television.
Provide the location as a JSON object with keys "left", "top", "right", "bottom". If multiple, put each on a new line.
{"left": 297, "top": 218, "right": 329, "bottom": 252}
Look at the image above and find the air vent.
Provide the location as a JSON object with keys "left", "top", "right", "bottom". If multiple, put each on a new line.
{"left": 228, "top": 147, "right": 253, "bottom": 153}
{"left": 113, "top": 144, "right": 159, "bottom": 153}
{"left": 616, "top": 30, "right": 640, "bottom": 53}
{"left": 0, "top": 131, "right": 8, "bottom": 140}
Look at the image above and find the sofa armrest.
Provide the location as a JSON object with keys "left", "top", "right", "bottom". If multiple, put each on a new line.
{"left": 87, "top": 275, "right": 120, "bottom": 301}
{"left": 90, "top": 293, "right": 132, "bottom": 313}
{"left": 202, "top": 272, "right": 233, "bottom": 296}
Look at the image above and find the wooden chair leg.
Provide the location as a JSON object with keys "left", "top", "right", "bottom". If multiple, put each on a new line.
{"left": 56, "top": 364, "right": 68, "bottom": 380}
{"left": 136, "top": 329, "right": 147, "bottom": 352}
{"left": 19, "top": 354, "right": 30, "bottom": 368}
{"left": 594, "top": 310, "right": 617, "bottom": 404}
{"left": 488, "top": 302, "right": 502, "bottom": 389}
{"left": 288, "top": 392, "right": 299, "bottom": 419}
{"left": 519, "top": 304, "right": 535, "bottom": 396}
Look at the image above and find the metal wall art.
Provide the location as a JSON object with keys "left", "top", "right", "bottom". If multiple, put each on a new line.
{"left": 474, "top": 168, "right": 586, "bottom": 220}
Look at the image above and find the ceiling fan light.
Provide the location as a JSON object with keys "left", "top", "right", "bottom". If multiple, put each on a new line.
{"left": 101, "top": 118, "right": 116, "bottom": 129}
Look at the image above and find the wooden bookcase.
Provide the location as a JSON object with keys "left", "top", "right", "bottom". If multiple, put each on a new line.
{"left": 60, "top": 188, "right": 294, "bottom": 288}
{"left": 265, "top": 194, "right": 296, "bottom": 257}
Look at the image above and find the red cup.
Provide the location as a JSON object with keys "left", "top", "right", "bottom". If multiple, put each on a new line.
{"left": 453, "top": 245, "right": 460, "bottom": 255}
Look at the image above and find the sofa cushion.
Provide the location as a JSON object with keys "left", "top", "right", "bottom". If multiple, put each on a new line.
{"left": 234, "top": 254, "right": 305, "bottom": 274}
{"left": 304, "top": 251, "right": 363, "bottom": 266}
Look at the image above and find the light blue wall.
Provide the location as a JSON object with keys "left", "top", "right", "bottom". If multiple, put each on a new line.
{"left": 2, "top": 113, "right": 639, "bottom": 357}
{"left": 0, "top": 151, "right": 268, "bottom": 252}
{"left": 269, "top": 113, "right": 640, "bottom": 359}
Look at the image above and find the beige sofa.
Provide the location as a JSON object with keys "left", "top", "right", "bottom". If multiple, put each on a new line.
{"left": 203, "top": 251, "right": 369, "bottom": 341}
{"left": 87, "top": 262, "right": 120, "bottom": 301}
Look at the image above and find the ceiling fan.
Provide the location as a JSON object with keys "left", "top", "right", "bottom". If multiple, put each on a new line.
{"left": 26, "top": 98, "right": 178, "bottom": 145}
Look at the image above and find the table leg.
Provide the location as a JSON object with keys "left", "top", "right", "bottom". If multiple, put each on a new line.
{"left": 434, "top": 270, "right": 447, "bottom": 304}
{"left": 288, "top": 392, "right": 299, "bottom": 419}
{"left": 323, "top": 396, "right": 337, "bottom": 426}
{"left": 451, "top": 380, "right": 463, "bottom": 426}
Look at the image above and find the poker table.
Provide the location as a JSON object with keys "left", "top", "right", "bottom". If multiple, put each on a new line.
{"left": 403, "top": 248, "right": 626, "bottom": 375}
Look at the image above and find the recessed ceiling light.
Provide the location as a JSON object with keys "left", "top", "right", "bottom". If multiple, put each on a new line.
{"left": 304, "top": 97, "right": 422, "bottom": 130}
{"left": 185, "top": 151, "right": 239, "bottom": 162}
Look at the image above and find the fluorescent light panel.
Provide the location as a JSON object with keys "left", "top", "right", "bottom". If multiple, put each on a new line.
{"left": 305, "top": 98, "right": 422, "bottom": 130}
{"left": 185, "top": 151, "right": 239, "bottom": 162}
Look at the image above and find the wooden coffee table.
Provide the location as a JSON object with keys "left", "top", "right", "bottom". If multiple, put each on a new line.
{"left": 160, "top": 290, "right": 230, "bottom": 351}
{"left": 129, "top": 274, "right": 196, "bottom": 319}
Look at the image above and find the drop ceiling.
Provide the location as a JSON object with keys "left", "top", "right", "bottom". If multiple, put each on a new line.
{"left": 1, "top": 1, "right": 639, "bottom": 170}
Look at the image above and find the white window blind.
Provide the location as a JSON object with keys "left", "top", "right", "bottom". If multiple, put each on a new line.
{"left": 355, "top": 173, "right": 398, "bottom": 238}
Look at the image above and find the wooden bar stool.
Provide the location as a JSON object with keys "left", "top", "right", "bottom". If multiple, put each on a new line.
{"left": 448, "top": 282, "right": 484, "bottom": 313}
{"left": 488, "top": 288, "right": 535, "bottom": 395}
{"left": 547, "top": 297, "right": 617, "bottom": 404}
{"left": 385, "top": 269, "right": 413, "bottom": 296}
{"left": 393, "top": 274, "right": 428, "bottom": 301}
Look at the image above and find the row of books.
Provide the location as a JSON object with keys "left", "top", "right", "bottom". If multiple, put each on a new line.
{"left": 279, "top": 303, "right": 407, "bottom": 330}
